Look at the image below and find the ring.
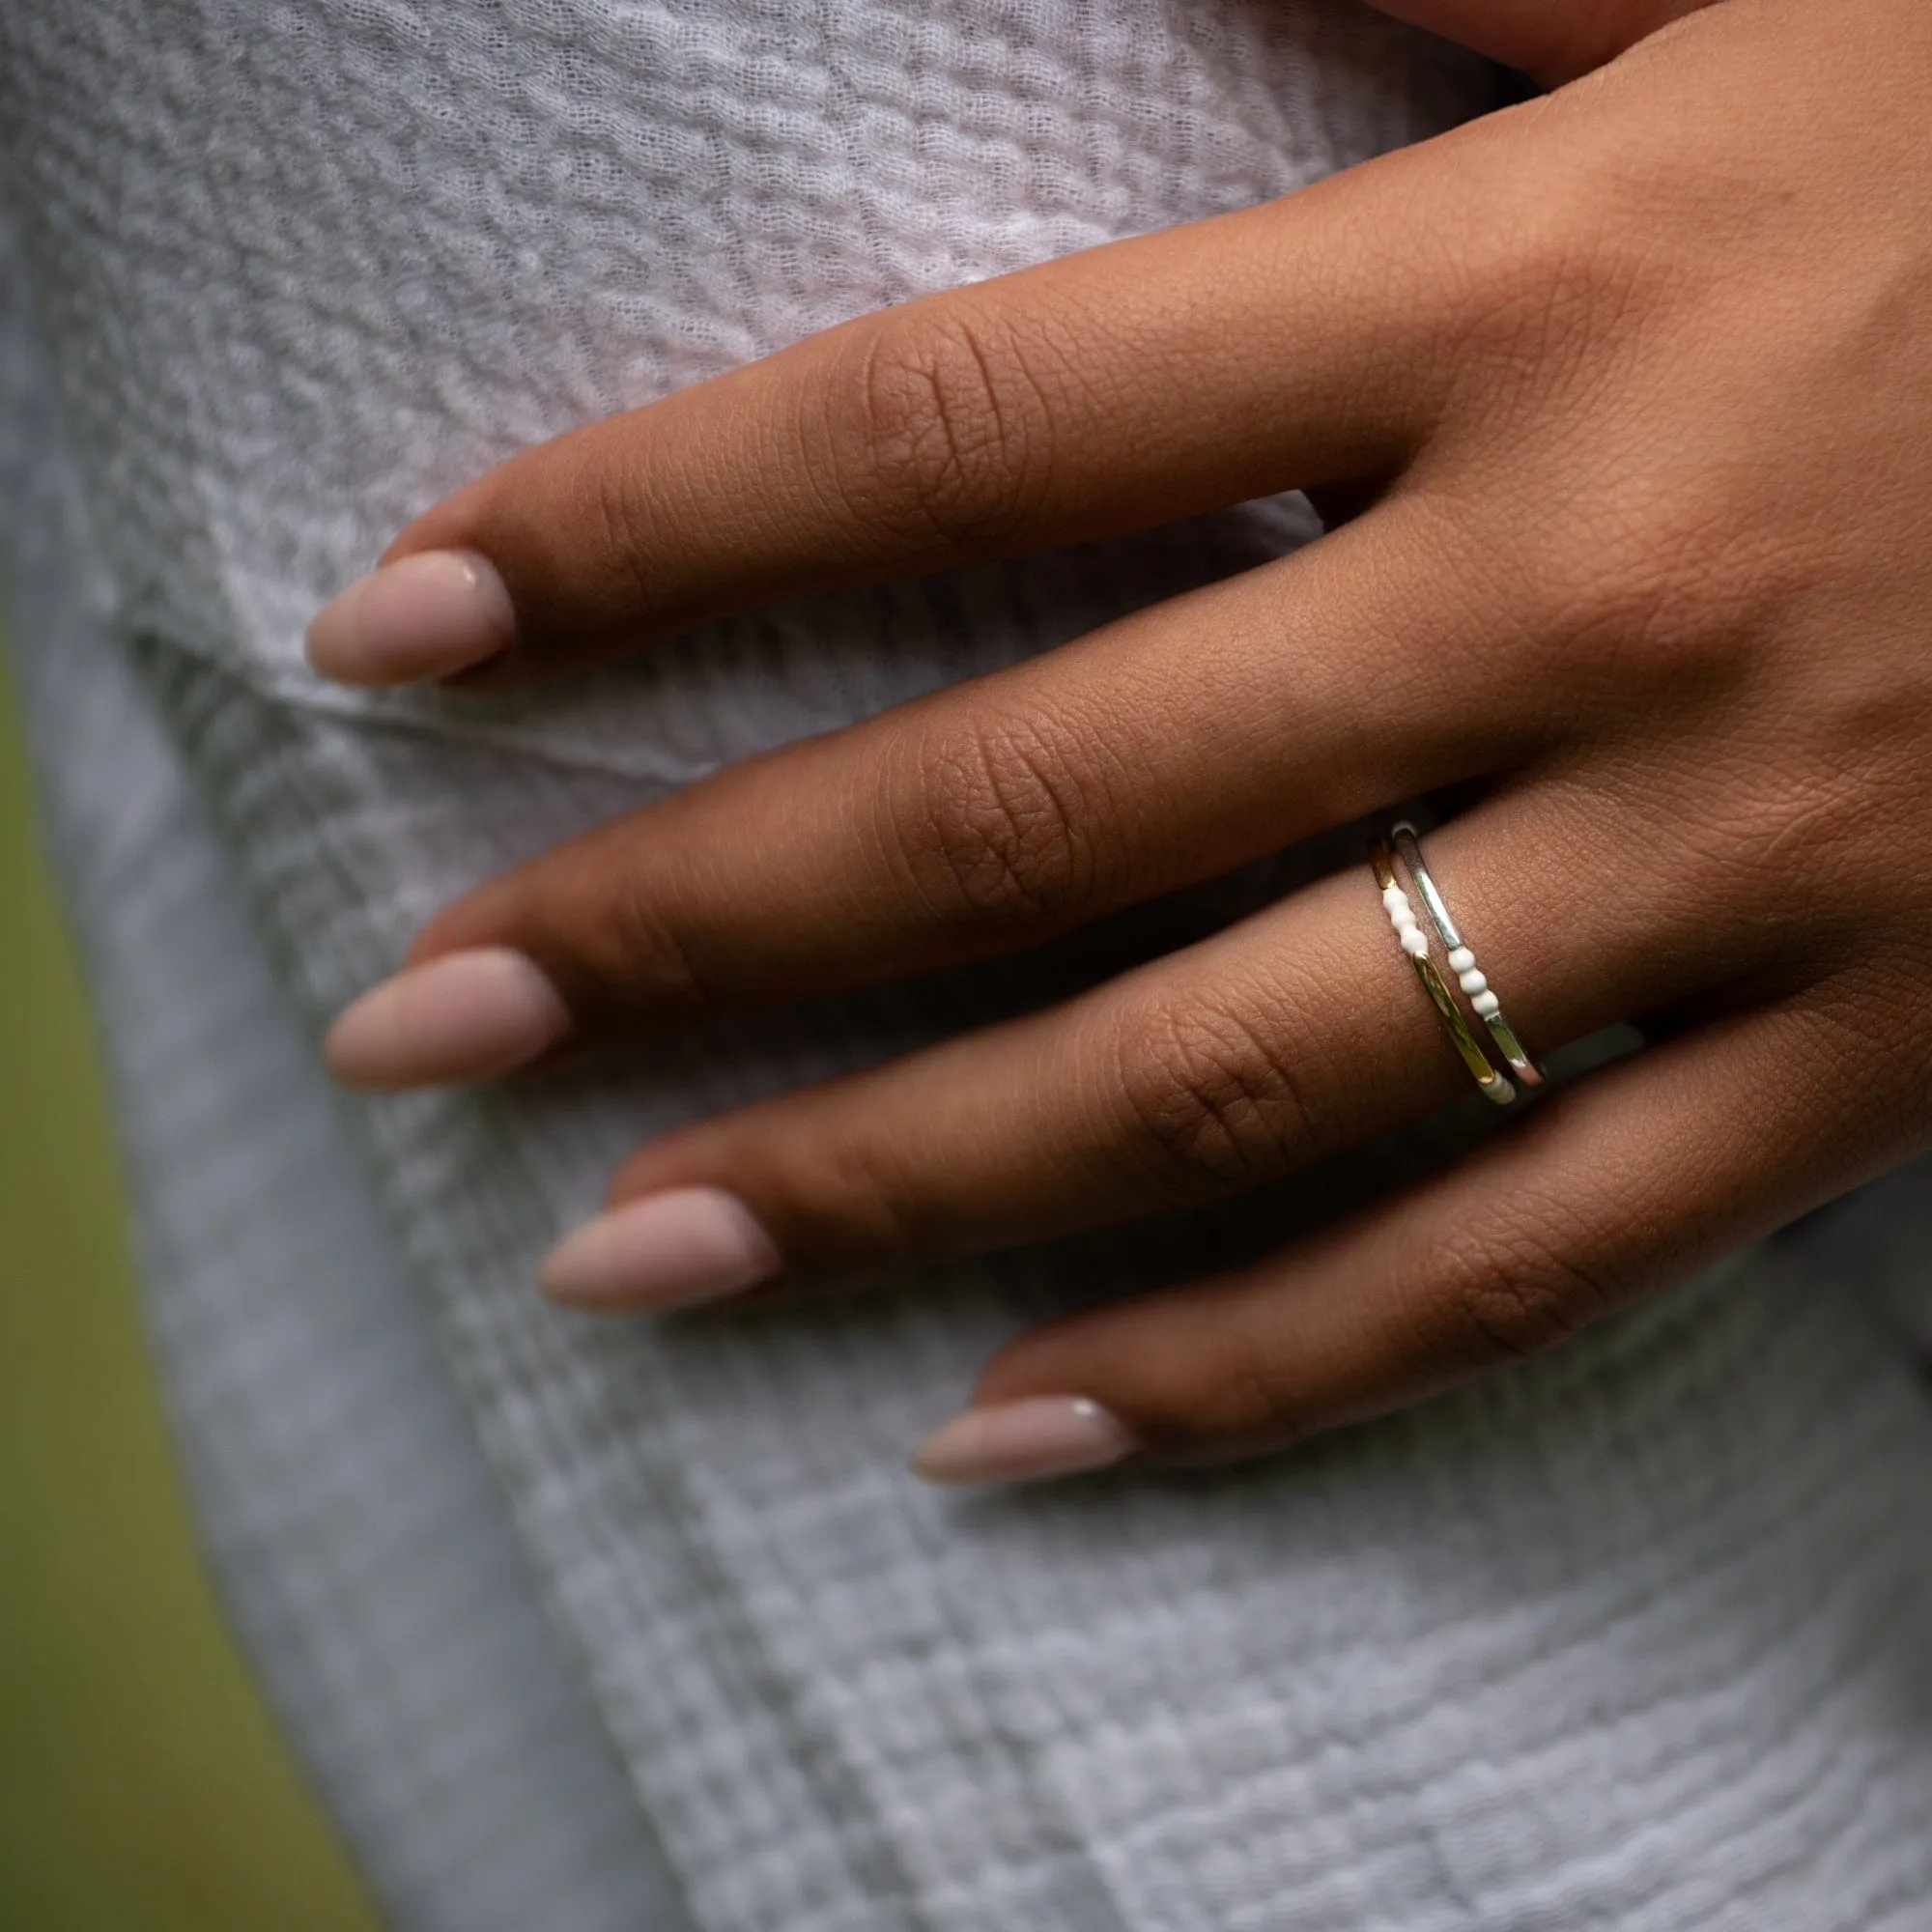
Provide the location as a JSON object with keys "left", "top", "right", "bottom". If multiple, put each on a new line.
{"left": 1390, "top": 821, "right": 1545, "bottom": 1090}
{"left": 1370, "top": 838, "right": 1515, "bottom": 1106}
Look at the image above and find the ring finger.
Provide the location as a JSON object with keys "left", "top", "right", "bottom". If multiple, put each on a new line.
{"left": 536, "top": 775, "right": 1757, "bottom": 1310}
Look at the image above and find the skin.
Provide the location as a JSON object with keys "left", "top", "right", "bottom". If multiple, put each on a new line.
{"left": 326, "top": 0, "right": 1932, "bottom": 1466}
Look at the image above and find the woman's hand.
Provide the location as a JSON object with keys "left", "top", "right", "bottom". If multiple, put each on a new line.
{"left": 307, "top": 0, "right": 1932, "bottom": 1483}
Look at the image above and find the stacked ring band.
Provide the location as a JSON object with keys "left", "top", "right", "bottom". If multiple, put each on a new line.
{"left": 1391, "top": 822, "right": 1545, "bottom": 1089}
{"left": 1370, "top": 838, "right": 1516, "bottom": 1106}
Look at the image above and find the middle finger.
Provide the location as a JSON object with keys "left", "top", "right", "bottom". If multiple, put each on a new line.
{"left": 327, "top": 498, "right": 1564, "bottom": 1089}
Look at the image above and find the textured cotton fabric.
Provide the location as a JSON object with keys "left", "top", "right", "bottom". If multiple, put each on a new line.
{"left": 0, "top": 213, "right": 695, "bottom": 1932}
{"left": 5, "top": 4, "right": 1932, "bottom": 1929}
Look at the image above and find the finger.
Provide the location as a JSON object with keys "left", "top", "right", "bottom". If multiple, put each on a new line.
{"left": 914, "top": 980, "right": 1913, "bottom": 1483}
{"left": 324, "top": 497, "right": 1582, "bottom": 1089}
{"left": 305, "top": 111, "right": 1525, "bottom": 687}
{"left": 535, "top": 779, "right": 1765, "bottom": 1310}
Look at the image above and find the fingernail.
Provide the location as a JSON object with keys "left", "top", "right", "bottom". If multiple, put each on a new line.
{"left": 305, "top": 549, "right": 517, "bottom": 685}
{"left": 324, "top": 947, "right": 570, "bottom": 1089}
{"left": 909, "top": 1397, "right": 1138, "bottom": 1487}
{"left": 539, "top": 1186, "right": 781, "bottom": 1312}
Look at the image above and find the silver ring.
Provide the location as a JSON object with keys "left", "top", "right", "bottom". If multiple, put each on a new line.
{"left": 1390, "top": 822, "right": 1544, "bottom": 1089}
{"left": 1371, "top": 838, "right": 1515, "bottom": 1105}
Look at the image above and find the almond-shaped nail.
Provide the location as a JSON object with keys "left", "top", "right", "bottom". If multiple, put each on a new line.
{"left": 305, "top": 549, "right": 516, "bottom": 685}
{"left": 324, "top": 947, "right": 570, "bottom": 1089}
{"left": 909, "top": 1397, "right": 1138, "bottom": 1487}
{"left": 539, "top": 1187, "right": 781, "bottom": 1312}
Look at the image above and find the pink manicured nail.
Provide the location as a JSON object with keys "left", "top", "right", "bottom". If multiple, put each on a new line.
{"left": 539, "top": 1187, "right": 781, "bottom": 1312}
{"left": 324, "top": 947, "right": 570, "bottom": 1089}
{"left": 909, "top": 1397, "right": 1138, "bottom": 1487}
{"left": 305, "top": 549, "right": 517, "bottom": 685}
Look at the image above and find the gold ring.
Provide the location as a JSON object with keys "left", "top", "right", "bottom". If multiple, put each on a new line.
{"left": 1370, "top": 838, "right": 1514, "bottom": 1105}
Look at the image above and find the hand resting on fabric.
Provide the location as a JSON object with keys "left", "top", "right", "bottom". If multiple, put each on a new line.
{"left": 306, "top": 0, "right": 1932, "bottom": 1483}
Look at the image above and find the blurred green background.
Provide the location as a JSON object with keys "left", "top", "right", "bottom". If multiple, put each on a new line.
{"left": 0, "top": 647, "right": 384, "bottom": 1932}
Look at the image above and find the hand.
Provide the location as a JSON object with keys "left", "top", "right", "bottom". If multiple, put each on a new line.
{"left": 307, "top": 0, "right": 1932, "bottom": 1484}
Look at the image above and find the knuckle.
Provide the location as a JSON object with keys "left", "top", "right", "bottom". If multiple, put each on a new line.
{"left": 1669, "top": 764, "right": 1896, "bottom": 984}
{"left": 900, "top": 711, "right": 1094, "bottom": 928}
{"left": 821, "top": 301, "right": 1055, "bottom": 552}
{"left": 780, "top": 1126, "right": 926, "bottom": 1264}
{"left": 1130, "top": 1336, "right": 1313, "bottom": 1456}
{"left": 1114, "top": 993, "right": 1331, "bottom": 1195}
{"left": 1444, "top": 163, "right": 1780, "bottom": 704}
{"left": 1432, "top": 1211, "right": 1618, "bottom": 1370}
{"left": 1196, "top": 1332, "right": 1317, "bottom": 1450}
{"left": 577, "top": 445, "right": 661, "bottom": 610}
{"left": 1446, "top": 156, "right": 1670, "bottom": 400}
{"left": 596, "top": 851, "right": 721, "bottom": 1017}
{"left": 1511, "top": 472, "right": 1776, "bottom": 708}
{"left": 1728, "top": 762, "right": 1884, "bottom": 909}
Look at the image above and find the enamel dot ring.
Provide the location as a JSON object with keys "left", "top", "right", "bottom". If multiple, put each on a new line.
{"left": 1370, "top": 822, "right": 1545, "bottom": 1105}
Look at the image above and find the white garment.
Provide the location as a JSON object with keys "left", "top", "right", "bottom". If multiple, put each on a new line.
{"left": 4, "top": 4, "right": 1932, "bottom": 1928}
{"left": 0, "top": 231, "right": 691, "bottom": 1932}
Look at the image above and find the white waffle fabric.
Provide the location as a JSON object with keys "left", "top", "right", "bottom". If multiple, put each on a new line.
{"left": 5, "top": 4, "right": 1932, "bottom": 1929}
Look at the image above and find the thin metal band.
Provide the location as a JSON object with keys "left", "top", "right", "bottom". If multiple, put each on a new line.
{"left": 1390, "top": 821, "right": 1545, "bottom": 1089}
{"left": 1370, "top": 839, "right": 1515, "bottom": 1106}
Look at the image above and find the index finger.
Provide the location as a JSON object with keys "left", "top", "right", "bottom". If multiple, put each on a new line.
{"left": 305, "top": 113, "right": 1530, "bottom": 688}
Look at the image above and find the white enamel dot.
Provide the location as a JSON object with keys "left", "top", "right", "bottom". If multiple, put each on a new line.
{"left": 1447, "top": 947, "right": 1475, "bottom": 975}
{"left": 1401, "top": 926, "right": 1430, "bottom": 957}
{"left": 1472, "top": 989, "right": 1501, "bottom": 1017}
{"left": 1459, "top": 969, "right": 1489, "bottom": 997}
